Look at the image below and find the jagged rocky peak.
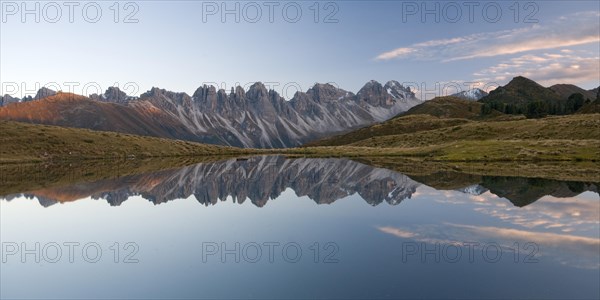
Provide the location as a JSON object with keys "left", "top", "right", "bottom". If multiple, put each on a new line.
{"left": 246, "top": 82, "right": 269, "bottom": 99}
{"left": 144, "top": 87, "right": 190, "bottom": 100}
{"left": 193, "top": 84, "right": 241, "bottom": 113}
{"left": 33, "top": 87, "right": 57, "bottom": 100}
{"left": 0, "top": 94, "right": 20, "bottom": 106}
{"left": 268, "top": 88, "right": 283, "bottom": 99}
{"left": 90, "top": 86, "right": 131, "bottom": 104}
{"left": 105, "top": 86, "right": 128, "bottom": 101}
{"left": 359, "top": 80, "right": 384, "bottom": 92}
{"left": 139, "top": 87, "right": 192, "bottom": 108}
{"left": 217, "top": 88, "right": 228, "bottom": 97}
{"left": 192, "top": 85, "right": 218, "bottom": 101}
{"left": 384, "top": 80, "right": 416, "bottom": 100}
{"left": 232, "top": 85, "right": 246, "bottom": 99}
{"left": 216, "top": 89, "right": 230, "bottom": 104}
{"left": 246, "top": 82, "right": 285, "bottom": 105}
{"left": 2, "top": 94, "right": 18, "bottom": 101}
{"left": 289, "top": 90, "right": 322, "bottom": 116}
{"left": 306, "top": 83, "right": 351, "bottom": 103}
{"left": 141, "top": 87, "right": 165, "bottom": 98}
{"left": 357, "top": 80, "right": 394, "bottom": 106}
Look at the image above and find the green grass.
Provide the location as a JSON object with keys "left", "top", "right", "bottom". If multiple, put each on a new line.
{"left": 294, "top": 114, "right": 600, "bottom": 162}
{"left": 347, "top": 114, "right": 600, "bottom": 148}
{"left": 425, "top": 139, "right": 600, "bottom": 162}
{"left": 2, "top": 113, "right": 600, "bottom": 164}
{"left": 0, "top": 120, "right": 255, "bottom": 163}
{"left": 304, "top": 115, "right": 472, "bottom": 147}
{"left": 399, "top": 96, "right": 492, "bottom": 119}
{"left": 278, "top": 139, "right": 600, "bottom": 162}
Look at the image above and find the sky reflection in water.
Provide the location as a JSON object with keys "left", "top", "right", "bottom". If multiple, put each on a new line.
{"left": 1, "top": 157, "right": 598, "bottom": 299}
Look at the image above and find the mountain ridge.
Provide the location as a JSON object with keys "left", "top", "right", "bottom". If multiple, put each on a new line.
{"left": 2, "top": 77, "right": 597, "bottom": 148}
{"left": 0, "top": 80, "right": 423, "bottom": 148}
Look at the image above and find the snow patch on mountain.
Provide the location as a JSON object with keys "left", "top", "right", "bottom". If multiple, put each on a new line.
{"left": 451, "top": 88, "right": 488, "bottom": 101}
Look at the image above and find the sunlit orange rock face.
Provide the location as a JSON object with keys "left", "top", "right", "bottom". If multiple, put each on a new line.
{"left": 0, "top": 92, "right": 199, "bottom": 141}
{"left": 24, "top": 172, "right": 171, "bottom": 204}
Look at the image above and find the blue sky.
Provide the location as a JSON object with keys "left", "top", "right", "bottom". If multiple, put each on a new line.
{"left": 1, "top": 1, "right": 598, "bottom": 99}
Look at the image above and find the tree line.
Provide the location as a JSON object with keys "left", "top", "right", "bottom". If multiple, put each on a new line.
{"left": 481, "top": 93, "right": 595, "bottom": 118}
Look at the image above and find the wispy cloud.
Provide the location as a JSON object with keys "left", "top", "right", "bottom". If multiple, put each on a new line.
{"left": 375, "top": 12, "right": 600, "bottom": 62}
{"left": 376, "top": 48, "right": 416, "bottom": 60}
{"left": 378, "top": 226, "right": 417, "bottom": 238}
{"left": 473, "top": 51, "right": 600, "bottom": 86}
{"left": 431, "top": 187, "right": 600, "bottom": 234}
{"left": 377, "top": 223, "right": 600, "bottom": 269}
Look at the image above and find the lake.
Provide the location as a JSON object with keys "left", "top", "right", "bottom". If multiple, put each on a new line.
{"left": 1, "top": 156, "right": 599, "bottom": 299}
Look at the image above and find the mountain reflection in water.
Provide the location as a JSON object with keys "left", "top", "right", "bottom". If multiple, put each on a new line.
{"left": 1, "top": 156, "right": 597, "bottom": 208}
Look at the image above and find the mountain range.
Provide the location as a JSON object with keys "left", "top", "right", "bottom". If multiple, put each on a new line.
{"left": 1, "top": 76, "right": 597, "bottom": 148}
{"left": 0, "top": 80, "right": 422, "bottom": 148}
{"left": 306, "top": 76, "right": 599, "bottom": 160}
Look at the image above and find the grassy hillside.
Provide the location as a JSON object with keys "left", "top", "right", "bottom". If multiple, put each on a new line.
{"left": 399, "top": 96, "right": 492, "bottom": 119}
{"left": 577, "top": 99, "right": 600, "bottom": 114}
{"left": 2, "top": 114, "right": 599, "bottom": 164}
{"left": 0, "top": 120, "right": 248, "bottom": 163}
{"left": 305, "top": 96, "right": 514, "bottom": 147}
{"left": 292, "top": 114, "right": 600, "bottom": 162}
{"left": 349, "top": 114, "right": 600, "bottom": 148}
{"left": 549, "top": 84, "right": 597, "bottom": 100}
{"left": 305, "top": 115, "right": 472, "bottom": 147}
{"left": 287, "top": 139, "right": 600, "bottom": 162}
{"left": 0, "top": 92, "right": 200, "bottom": 141}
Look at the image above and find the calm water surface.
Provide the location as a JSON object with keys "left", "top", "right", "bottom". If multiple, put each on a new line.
{"left": 1, "top": 156, "right": 599, "bottom": 299}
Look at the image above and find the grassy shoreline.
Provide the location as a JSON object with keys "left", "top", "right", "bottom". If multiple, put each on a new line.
{"left": 2, "top": 118, "right": 599, "bottom": 164}
{"left": 2, "top": 155, "right": 597, "bottom": 198}
{"left": 0, "top": 120, "right": 265, "bottom": 164}
{"left": 276, "top": 139, "right": 600, "bottom": 162}
{"left": 0, "top": 156, "right": 241, "bottom": 196}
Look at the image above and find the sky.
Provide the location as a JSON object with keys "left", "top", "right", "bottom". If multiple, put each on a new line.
{"left": 1, "top": 0, "right": 599, "bottom": 100}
